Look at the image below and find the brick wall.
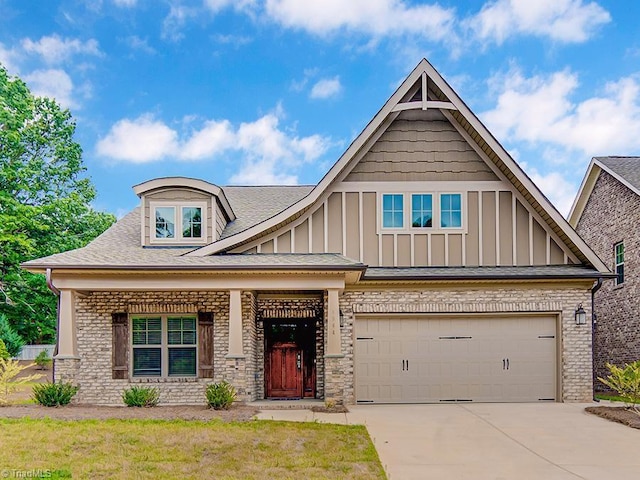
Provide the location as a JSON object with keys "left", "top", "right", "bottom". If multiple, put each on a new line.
{"left": 576, "top": 170, "right": 640, "bottom": 388}
{"left": 58, "top": 291, "right": 234, "bottom": 405}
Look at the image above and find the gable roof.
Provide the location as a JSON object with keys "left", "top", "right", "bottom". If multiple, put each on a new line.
{"left": 187, "top": 58, "right": 609, "bottom": 273}
{"left": 569, "top": 157, "right": 640, "bottom": 227}
{"left": 134, "top": 177, "right": 237, "bottom": 221}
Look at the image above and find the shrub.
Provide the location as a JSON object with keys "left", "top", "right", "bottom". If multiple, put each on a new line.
{"left": 598, "top": 360, "right": 640, "bottom": 415}
{"left": 205, "top": 381, "right": 236, "bottom": 410}
{"left": 32, "top": 382, "right": 79, "bottom": 407}
{"left": 0, "top": 358, "right": 43, "bottom": 404}
{"left": 122, "top": 386, "right": 160, "bottom": 407}
{"left": 34, "top": 350, "right": 52, "bottom": 370}
{"left": 0, "top": 339, "right": 9, "bottom": 361}
{"left": 0, "top": 314, "right": 25, "bottom": 358}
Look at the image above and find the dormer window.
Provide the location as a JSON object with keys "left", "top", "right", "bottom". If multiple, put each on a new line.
{"left": 150, "top": 202, "right": 206, "bottom": 244}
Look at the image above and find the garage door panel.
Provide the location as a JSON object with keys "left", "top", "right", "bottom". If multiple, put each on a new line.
{"left": 356, "top": 315, "right": 557, "bottom": 403}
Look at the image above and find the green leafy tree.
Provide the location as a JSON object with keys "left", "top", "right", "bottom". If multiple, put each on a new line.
{"left": 0, "top": 64, "right": 115, "bottom": 344}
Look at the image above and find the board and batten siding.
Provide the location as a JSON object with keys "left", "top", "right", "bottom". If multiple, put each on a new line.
{"left": 231, "top": 107, "right": 575, "bottom": 267}
{"left": 143, "top": 188, "right": 214, "bottom": 244}
{"left": 233, "top": 187, "right": 575, "bottom": 267}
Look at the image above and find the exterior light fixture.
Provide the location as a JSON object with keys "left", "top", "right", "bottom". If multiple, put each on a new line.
{"left": 339, "top": 310, "right": 345, "bottom": 328}
{"left": 575, "top": 304, "right": 587, "bottom": 325}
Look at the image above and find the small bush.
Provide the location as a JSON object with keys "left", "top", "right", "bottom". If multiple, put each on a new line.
{"left": 0, "top": 339, "right": 9, "bottom": 361}
{"left": 0, "top": 358, "right": 43, "bottom": 404}
{"left": 34, "top": 350, "right": 52, "bottom": 370}
{"left": 0, "top": 314, "right": 25, "bottom": 358}
{"left": 598, "top": 360, "right": 640, "bottom": 415}
{"left": 122, "top": 386, "right": 160, "bottom": 407}
{"left": 205, "top": 381, "right": 236, "bottom": 410}
{"left": 32, "top": 382, "right": 78, "bottom": 407}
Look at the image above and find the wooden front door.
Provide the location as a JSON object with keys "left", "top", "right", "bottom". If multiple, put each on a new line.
{"left": 267, "top": 342, "right": 302, "bottom": 398}
{"left": 265, "top": 320, "right": 316, "bottom": 399}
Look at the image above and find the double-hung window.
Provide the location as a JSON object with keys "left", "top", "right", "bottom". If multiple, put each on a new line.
{"left": 382, "top": 194, "right": 404, "bottom": 228}
{"left": 152, "top": 203, "right": 205, "bottom": 242}
{"left": 132, "top": 315, "right": 197, "bottom": 377}
{"left": 440, "top": 193, "right": 462, "bottom": 228}
{"left": 615, "top": 242, "right": 624, "bottom": 286}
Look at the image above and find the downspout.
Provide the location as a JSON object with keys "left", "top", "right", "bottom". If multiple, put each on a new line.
{"left": 45, "top": 268, "right": 60, "bottom": 383}
{"left": 591, "top": 277, "right": 603, "bottom": 402}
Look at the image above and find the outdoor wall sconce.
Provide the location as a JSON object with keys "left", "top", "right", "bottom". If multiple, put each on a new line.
{"left": 575, "top": 304, "right": 587, "bottom": 325}
{"left": 339, "top": 310, "right": 345, "bottom": 328}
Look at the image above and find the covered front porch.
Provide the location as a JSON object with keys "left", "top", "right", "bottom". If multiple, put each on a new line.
{"left": 48, "top": 265, "right": 361, "bottom": 405}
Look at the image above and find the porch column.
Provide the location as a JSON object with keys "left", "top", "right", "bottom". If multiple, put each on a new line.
{"left": 326, "top": 289, "right": 341, "bottom": 356}
{"left": 55, "top": 289, "right": 78, "bottom": 358}
{"left": 227, "top": 289, "right": 244, "bottom": 357}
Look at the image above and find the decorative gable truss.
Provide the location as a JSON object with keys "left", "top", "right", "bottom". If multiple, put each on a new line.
{"left": 187, "top": 59, "right": 608, "bottom": 273}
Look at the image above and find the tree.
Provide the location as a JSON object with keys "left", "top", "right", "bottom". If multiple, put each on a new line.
{"left": 0, "top": 64, "right": 116, "bottom": 344}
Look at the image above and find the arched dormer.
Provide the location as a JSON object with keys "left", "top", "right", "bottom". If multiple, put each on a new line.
{"left": 133, "top": 177, "right": 235, "bottom": 247}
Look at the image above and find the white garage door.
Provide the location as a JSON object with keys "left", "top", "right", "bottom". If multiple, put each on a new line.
{"left": 355, "top": 316, "right": 557, "bottom": 403}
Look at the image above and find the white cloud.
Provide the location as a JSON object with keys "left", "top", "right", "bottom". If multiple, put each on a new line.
{"left": 264, "top": 0, "right": 455, "bottom": 40}
{"left": 204, "top": 0, "right": 255, "bottom": 13}
{"left": 24, "top": 69, "right": 77, "bottom": 109}
{"left": 526, "top": 167, "right": 577, "bottom": 216}
{"left": 162, "top": 4, "right": 198, "bottom": 42}
{"left": 21, "top": 34, "right": 102, "bottom": 64}
{"left": 96, "top": 114, "right": 179, "bottom": 163}
{"left": 96, "top": 111, "right": 332, "bottom": 184}
{"left": 113, "top": 0, "right": 137, "bottom": 7}
{"left": 124, "top": 36, "right": 156, "bottom": 55}
{"left": 310, "top": 76, "right": 342, "bottom": 99}
{"left": 469, "top": 0, "right": 610, "bottom": 44}
{"left": 481, "top": 67, "right": 640, "bottom": 156}
{"left": 0, "top": 43, "right": 20, "bottom": 74}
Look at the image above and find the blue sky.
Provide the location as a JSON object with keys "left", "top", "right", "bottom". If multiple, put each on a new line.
{"left": 1, "top": 0, "right": 639, "bottom": 217}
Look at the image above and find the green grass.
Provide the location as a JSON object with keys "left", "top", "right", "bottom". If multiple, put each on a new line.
{"left": 596, "top": 393, "right": 640, "bottom": 404}
{"left": 0, "top": 418, "right": 386, "bottom": 479}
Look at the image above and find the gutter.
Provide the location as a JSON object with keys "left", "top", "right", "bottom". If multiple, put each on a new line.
{"left": 45, "top": 268, "right": 60, "bottom": 383}
{"left": 591, "top": 277, "right": 604, "bottom": 402}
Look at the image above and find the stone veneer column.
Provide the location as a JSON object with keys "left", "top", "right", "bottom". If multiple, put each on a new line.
{"left": 225, "top": 289, "right": 247, "bottom": 400}
{"left": 54, "top": 290, "right": 81, "bottom": 386}
{"left": 324, "top": 289, "right": 345, "bottom": 404}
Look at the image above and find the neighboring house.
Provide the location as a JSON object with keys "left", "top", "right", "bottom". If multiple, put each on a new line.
{"left": 23, "top": 59, "right": 610, "bottom": 406}
{"left": 569, "top": 156, "right": 640, "bottom": 389}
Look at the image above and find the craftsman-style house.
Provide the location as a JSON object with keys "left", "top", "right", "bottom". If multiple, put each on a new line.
{"left": 23, "top": 59, "right": 609, "bottom": 405}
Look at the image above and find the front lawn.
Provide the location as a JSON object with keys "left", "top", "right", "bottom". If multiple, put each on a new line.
{"left": 0, "top": 418, "right": 385, "bottom": 479}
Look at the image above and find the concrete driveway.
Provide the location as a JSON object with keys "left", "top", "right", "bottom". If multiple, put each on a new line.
{"left": 347, "top": 403, "right": 640, "bottom": 480}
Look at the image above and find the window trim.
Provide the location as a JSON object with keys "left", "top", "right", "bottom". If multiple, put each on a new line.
{"left": 150, "top": 201, "right": 208, "bottom": 245}
{"left": 439, "top": 192, "right": 463, "bottom": 230}
{"left": 130, "top": 314, "right": 198, "bottom": 379}
{"left": 378, "top": 191, "right": 466, "bottom": 233}
{"left": 614, "top": 241, "right": 625, "bottom": 286}
{"left": 410, "top": 193, "right": 434, "bottom": 229}
{"left": 381, "top": 193, "right": 405, "bottom": 230}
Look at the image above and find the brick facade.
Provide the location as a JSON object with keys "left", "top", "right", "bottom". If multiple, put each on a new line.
{"left": 576, "top": 170, "right": 640, "bottom": 388}
{"left": 56, "top": 284, "right": 593, "bottom": 405}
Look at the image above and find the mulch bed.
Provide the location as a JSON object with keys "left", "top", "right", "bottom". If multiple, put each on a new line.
{"left": 310, "top": 405, "right": 349, "bottom": 414}
{"left": 585, "top": 406, "right": 640, "bottom": 429}
{"left": 0, "top": 404, "right": 258, "bottom": 422}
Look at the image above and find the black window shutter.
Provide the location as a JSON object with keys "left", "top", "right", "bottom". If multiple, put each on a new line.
{"left": 198, "top": 312, "right": 214, "bottom": 378}
{"left": 112, "top": 312, "right": 129, "bottom": 380}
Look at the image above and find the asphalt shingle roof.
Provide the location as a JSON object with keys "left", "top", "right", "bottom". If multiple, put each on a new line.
{"left": 595, "top": 157, "right": 640, "bottom": 193}
{"left": 363, "top": 265, "right": 608, "bottom": 280}
{"left": 21, "top": 206, "right": 362, "bottom": 270}
{"left": 221, "top": 185, "right": 313, "bottom": 239}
